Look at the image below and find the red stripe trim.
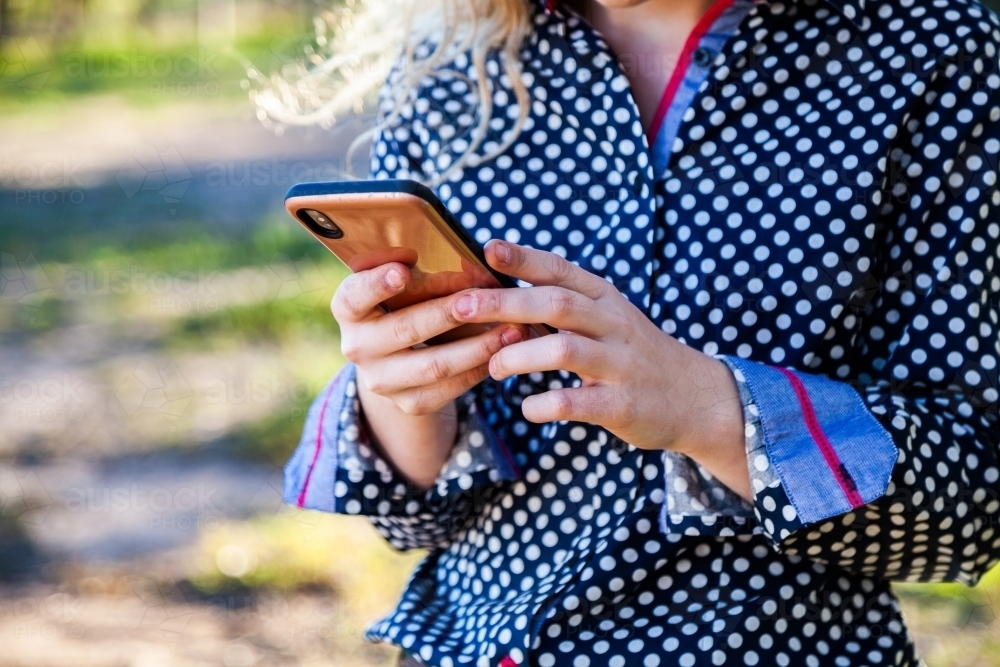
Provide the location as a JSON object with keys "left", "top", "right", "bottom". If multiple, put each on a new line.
{"left": 647, "top": 0, "right": 736, "bottom": 140}
{"left": 772, "top": 367, "right": 864, "bottom": 508}
{"left": 296, "top": 382, "right": 338, "bottom": 507}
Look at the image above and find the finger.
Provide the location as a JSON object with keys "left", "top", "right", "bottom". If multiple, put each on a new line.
{"left": 488, "top": 333, "right": 612, "bottom": 381}
{"left": 452, "top": 286, "right": 607, "bottom": 336}
{"left": 366, "top": 324, "right": 526, "bottom": 394}
{"left": 332, "top": 263, "right": 410, "bottom": 324}
{"left": 485, "top": 240, "right": 611, "bottom": 300}
{"left": 521, "top": 385, "right": 634, "bottom": 428}
{"left": 392, "top": 363, "right": 493, "bottom": 415}
{"left": 356, "top": 290, "right": 490, "bottom": 357}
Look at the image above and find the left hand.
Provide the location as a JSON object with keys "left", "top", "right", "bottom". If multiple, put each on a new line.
{"left": 452, "top": 240, "right": 750, "bottom": 497}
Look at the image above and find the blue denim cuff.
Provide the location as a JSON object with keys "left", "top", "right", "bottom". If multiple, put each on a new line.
{"left": 283, "top": 366, "right": 353, "bottom": 512}
{"left": 284, "top": 364, "right": 520, "bottom": 514}
{"left": 719, "top": 356, "right": 898, "bottom": 525}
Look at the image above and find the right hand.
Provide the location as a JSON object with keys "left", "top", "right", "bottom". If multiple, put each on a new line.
{"left": 333, "top": 262, "right": 527, "bottom": 417}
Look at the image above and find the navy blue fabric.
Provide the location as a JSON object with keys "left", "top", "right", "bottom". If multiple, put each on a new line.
{"left": 284, "top": 0, "right": 1000, "bottom": 664}
{"left": 649, "top": 0, "right": 757, "bottom": 175}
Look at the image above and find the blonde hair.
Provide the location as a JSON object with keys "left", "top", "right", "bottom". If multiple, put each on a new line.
{"left": 248, "top": 0, "right": 535, "bottom": 186}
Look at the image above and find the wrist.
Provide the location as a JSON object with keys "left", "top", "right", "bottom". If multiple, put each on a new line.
{"left": 356, "top": 372, "right": 458, "bottom": 490}
{"left": 668, "top": 354, "right": 752, "bottom": 502}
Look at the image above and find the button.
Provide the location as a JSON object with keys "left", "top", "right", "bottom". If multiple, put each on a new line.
{"left": 692, "top": 47, "right": 714, "bottom": 67}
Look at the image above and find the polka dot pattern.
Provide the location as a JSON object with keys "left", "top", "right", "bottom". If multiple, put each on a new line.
{"left": 286, "top": 0, "right": 1000, "bottom": 664}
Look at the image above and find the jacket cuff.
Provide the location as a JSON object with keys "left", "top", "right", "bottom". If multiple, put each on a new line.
{"left": 284, "top": 364, "right": 520, "bottom": 516}
{"left": 718, "top": 356, "right": 898, "bottom": 527}
{"left": 282, "top": 366, "right": 352, "bottom": 512}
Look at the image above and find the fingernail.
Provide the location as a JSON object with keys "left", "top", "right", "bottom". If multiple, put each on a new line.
{"left": 494, "top": 242, "right": 511, "bottom": 265}
{"left": 385, "top": 268, "right": 404, "bottom": 290}
{"left": 500, "top": 326, "right": 523, "bottom": 346}
{"left": 454, "top": 294, "right": 474, "bottom": 317}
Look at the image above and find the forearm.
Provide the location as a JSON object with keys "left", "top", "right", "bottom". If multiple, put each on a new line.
{"left": 357, "top": 375, "right": 458, "bottom": 489}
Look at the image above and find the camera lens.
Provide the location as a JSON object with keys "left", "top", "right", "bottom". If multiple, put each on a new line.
{"left": 313, "top": 214, "right": 335, "bottom": 230}
{"left": 300, "top": 209, "right": 343, "bottom": 238}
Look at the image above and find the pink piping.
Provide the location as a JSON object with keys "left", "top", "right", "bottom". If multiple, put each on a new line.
{"left": 772, "top": 367, "right": 864, "bottom": 508}
{"left": 647, "top": 0, "right": 736, "bottom": 141}
{"left": 296, "top": 381, "right": 338, "bottom": 507}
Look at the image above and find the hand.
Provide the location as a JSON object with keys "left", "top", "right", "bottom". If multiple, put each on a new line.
{"left": 335, "top": 261, "right": 527, "bottom": 414}
{"left": 451, "top": 240, "right": 751, "bottom": 500}
{"left": 332, "top": 261, "right": 526, "bottom": 487}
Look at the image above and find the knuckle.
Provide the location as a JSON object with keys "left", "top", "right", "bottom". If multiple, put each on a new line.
{"left": 464, "top": 364, "right": 491, "bottom": 388}
{"left": 552, "top": 256, "right": 574, "bottom": 282}
{"left": 397, "top": 392, "right": 427, "bottom": 416}
{"left": 331, "top": 285, "right": 351, "bottom": 319}
{"left": 340, "top": 335, "right": 363, "bottom": 363}
{"left": 390, "top": 315, "right": 420, "bottom": 346}
{"left": 550, "top": 290, "right": 576, "bottom": 319}
{"left": 343, "top": 295, "right": 365, "bottom": 320}
{"left": 423, "top": 356, "right": 452, "bottom": 382}
{"left": 551, "top": 335, "right": 576, "bottom": 366}
{"left": 364, "top": 373, "right": 388, "bottom": 396}
{"left": 480, "top": 334, "right": 503, "bottom": 361}
{"left": 551, "top": 391, "right": 573, "bottom": 419}
{"left": 475, "top": 363, "right": 492, "bottom": 381}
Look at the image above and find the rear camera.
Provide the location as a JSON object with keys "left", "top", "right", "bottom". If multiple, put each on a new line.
{"left": 300, "top": 209, "right": 343, "bottom": 238}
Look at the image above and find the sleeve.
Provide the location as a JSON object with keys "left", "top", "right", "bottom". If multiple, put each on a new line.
{"left": 283, "top": 364, "right": 520, "bottom": 551}
{"left": 709, "top": 54, "right": 1000, "bottom": 585}
{"left": 282, "top": 70, "right": 521, "bottom": 551}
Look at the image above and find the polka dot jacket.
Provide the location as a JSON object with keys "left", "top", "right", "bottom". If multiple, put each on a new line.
{"left": 283, "top": 0, "right": 1000, "bottom": 664}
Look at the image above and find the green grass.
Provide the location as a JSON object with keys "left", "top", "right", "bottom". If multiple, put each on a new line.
{"left": 170, "top": 297, "right": 338, "bottom": 346}
{"left": 2, "top": 216, "right": 324, "bottom": 271}
{"left": 0, "top": 22, "right": 316, "bottom": 112}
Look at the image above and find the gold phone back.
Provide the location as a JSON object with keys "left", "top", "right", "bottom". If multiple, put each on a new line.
{"left": 285, "top": 191, "right": 502, "bottom": 342}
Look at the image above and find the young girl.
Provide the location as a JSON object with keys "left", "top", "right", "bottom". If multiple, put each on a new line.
{"left": 274, "top": 0, "right": 1000, "bottom": 663}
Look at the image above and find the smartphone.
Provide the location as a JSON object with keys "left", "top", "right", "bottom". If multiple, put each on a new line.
{"left": 284, "top": 179, "right": 552, "bottom": 342}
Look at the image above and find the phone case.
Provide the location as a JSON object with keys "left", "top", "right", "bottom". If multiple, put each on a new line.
{"left": 285, "top": 179, "right": 551, "bottom": 342}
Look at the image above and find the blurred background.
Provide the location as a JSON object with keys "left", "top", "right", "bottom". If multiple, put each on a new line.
{"left": 0, "top": 1, "right": 998, "bottom": 666}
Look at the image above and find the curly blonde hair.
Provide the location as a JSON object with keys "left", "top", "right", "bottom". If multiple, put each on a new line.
{"left": 248, "top": 0, "right": 535, "bottom": 185}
